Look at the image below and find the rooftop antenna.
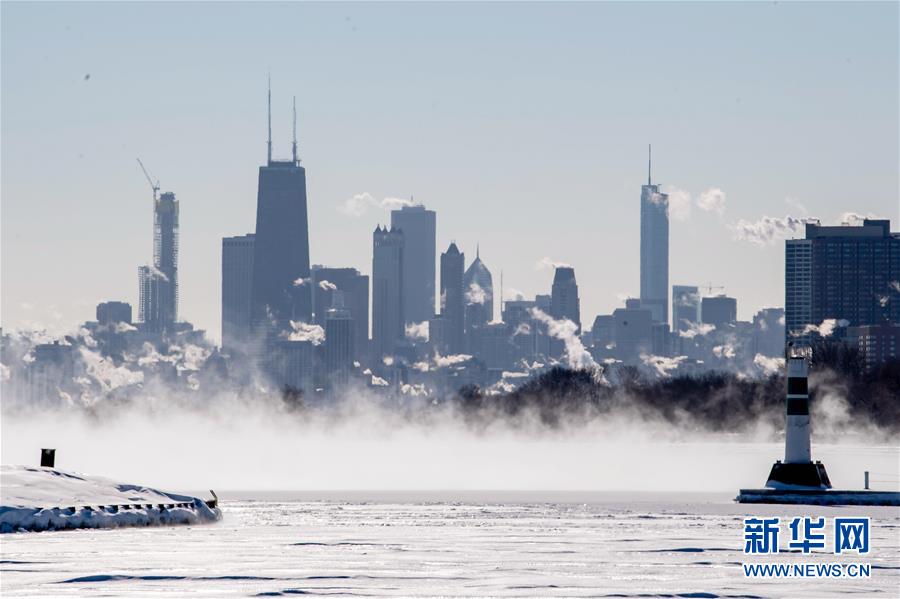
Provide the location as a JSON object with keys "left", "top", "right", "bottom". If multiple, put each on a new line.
{"left": 648, "top": 144, "right": 652, "bottom": 186}
{"left": 267, "top": 73, "right": 272, "bottom": 165}
{"left": 476, "top": 242, "right": 480, "bottom": 260}
{"left": 292, "top": 95, "right": 298, "bottom": 163}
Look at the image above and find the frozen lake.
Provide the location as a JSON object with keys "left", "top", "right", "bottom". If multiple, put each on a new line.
{"left": 2, "top": 492, "right": 898, "bottom": 598}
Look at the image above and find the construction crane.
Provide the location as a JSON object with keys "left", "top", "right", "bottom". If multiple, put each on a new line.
{"left": 704, "top": 283, "right": 725, "bottom": 296}
{"left": 136, "top": 158, "right": 160, "bottom": 202}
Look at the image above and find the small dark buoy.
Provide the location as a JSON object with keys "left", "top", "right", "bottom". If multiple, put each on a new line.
{"left": 40, "top": 448, "right": 56, "bottom": 468}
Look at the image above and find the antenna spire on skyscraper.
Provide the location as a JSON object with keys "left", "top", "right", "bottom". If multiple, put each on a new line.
{"left": 267, "top": 73, "right": 273, "bottom": 165}
{"left": 648, "top": 144, "right": 652, "bottom": 186}
{"left": 292, "top": 95, "right": 298, "bottom": 163}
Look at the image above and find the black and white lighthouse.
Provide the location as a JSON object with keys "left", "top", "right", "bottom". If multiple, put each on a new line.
{"left": 764, "top": 355, "right": 832, "bottom": 489}
{"left": 738, "top": 353, "right": 899, "bottom": 505}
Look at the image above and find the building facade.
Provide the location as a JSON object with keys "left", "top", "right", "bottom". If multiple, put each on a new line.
{"left": 612, "top": 298, "right": 653, "bottom": 363}
{"left": 701, "top": 295, "right": 737, "bottom": 329}
{"left": 639, "top": 148, "right": 669, "bottom": 325}
{"left": 311, "top": 266, "right": 369, "bottom": 361}
{"left": 549, "top": 266, "right": 581, "bottom": 357}
{"left": 752, "top": 307, "right": 786, "bottom": 357}
{"left": 138, "top": 191, "right": 179, "bottom": 333}
{"left": 786, "top": 219, "right": 900, "bottom": 348}
{"left": 672, "top": 285, "right": 700, "bottom": 332}
{"left": 96, "top": 301, "right": 132, "bottom": 326}
{"left": 550, "top": 266, "right": 581, "bottom": 332}
{"left": 372, "top": 225, "right": 405, "bottom": 361}
{"left": 847, "top": 324, "right": 900, "bottom": 371}
{"left": 391, "top": 205, "right": 436, "bottom": 325}
{"left": 222, "top": 233, "right": 255, "bottom": 354}
{"left": 324, "top": 291, "right": 354, "bottom": 386}
{"left": 249, "top": 157, "right": 312, "bottom": 345}
{"left": 463, "top": 248, "right": 494, "bottom": 347}
{"left": 439, "top": 242, "right": 466, "bottom": 354}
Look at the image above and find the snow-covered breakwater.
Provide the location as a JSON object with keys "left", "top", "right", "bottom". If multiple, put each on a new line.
{"left": 0, "top": 466, "right": 221, "bottom": 533}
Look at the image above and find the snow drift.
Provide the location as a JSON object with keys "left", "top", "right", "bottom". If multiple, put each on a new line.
{"left": 0, "top": 465, "right": 220, "bottom": 533}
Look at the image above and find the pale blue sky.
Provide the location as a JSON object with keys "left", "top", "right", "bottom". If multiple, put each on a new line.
{"left": 2, "top": 1, "right": 898, "bottom": 341}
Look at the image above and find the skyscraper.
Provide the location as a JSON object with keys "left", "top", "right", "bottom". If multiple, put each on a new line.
{"left": 786, "top": 219, "right": 900, "bottom": 346}
{"left": 324, "top": 291, "right": 354, "bottom": 387}
{"left": 612, "top": 298, "right": 653, "bottom": 363}
{"left": 534, "top": 293, "right": 552, "bottom": 357}
{"left": 311, "top": 266, "right": 369, "bottom": 361}
{"left": 222, "top": 234, "right": 255, "bottom": 353}
{"left": 549, "top": 266, "right": 581, "bottom": 358}
{"left": 701, "top": 295, "right": 737, "bottom": 329}
{"left": 250, "top": 88, "right": 311, "bottom": 350}
{"left": 550, "top": 266, "right": 581, "bottom": 331}
{"left": 372, "top": 225, "right": 404, "bottom": 360}
{"left": 463, "top": 246, "right": 494, "bottom": 337}
{"left": 503, "top": 299, "right": 538, "bottom": 362}
{"left": 753, "top": 307, "right": 786, "bottom": 357}
{"left": 640, "top": 146, "right": 669, "bottom": 325}
{"left": 440, "top": 242, "right": 465, "bottom": 354}
{"left": 672, "top": 285, "right": 700, "bottom": 332}
{"left": 138, "top": 189, "right": 179, "bottom": 333}
{"left": 96, "top": 301, "right": 132, "bottom": 326}
{"left": 391, "top": 205, "right": 436, "bottom": 325}
{"left": 785, "top": 238, "right": 812, "bottom": 345}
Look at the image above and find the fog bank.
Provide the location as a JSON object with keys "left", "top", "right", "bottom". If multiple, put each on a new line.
{"left": 2, "top": 398, "right": 897, "bottom": 494}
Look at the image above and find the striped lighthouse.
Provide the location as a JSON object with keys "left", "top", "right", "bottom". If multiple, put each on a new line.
{"left": 784, "top": 357, "right": 811, "bottom": 463}
{"left": 765, "top": 355, "right": 831, "bottom": 489}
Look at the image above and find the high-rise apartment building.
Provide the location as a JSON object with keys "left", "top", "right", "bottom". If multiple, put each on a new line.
{"left": 786, "top": 219, "right": 900, "bottom": 346}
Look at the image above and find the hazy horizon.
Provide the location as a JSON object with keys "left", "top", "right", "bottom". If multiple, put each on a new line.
{"left": 2, "top": 1, "right": 898, "bottom": 342}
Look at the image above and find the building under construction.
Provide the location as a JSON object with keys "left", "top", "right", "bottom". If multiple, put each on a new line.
{"left": 137, "top": 162, "right": 179, "bottom": 333}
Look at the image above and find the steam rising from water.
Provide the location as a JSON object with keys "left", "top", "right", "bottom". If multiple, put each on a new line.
{"left": 2, "top": 323, "right": 897, "bottom": 496}
{"left": 3, "top": 385, "right": 897, "bottom": 494}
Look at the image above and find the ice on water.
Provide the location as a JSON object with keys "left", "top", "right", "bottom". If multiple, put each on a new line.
{"left": 2, "top": 491, "right": 898, "bottom": 598}
{"left": 0, "top": 466, "right": 220, "bottom": 534}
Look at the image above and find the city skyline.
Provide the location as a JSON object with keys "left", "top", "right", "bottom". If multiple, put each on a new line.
{"left": 2, "top": 2, "right": 898, "bottom": 341}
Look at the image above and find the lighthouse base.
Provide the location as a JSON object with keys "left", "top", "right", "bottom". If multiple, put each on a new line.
{"left": 765, "top": 460, "right": 832, "bottom": 490}
{"left": 736, "top": 489, "right": 900, "bottom": 506}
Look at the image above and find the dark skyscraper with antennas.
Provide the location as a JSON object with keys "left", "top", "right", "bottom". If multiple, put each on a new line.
{"left": 249, "top": 82, "right": 312, "bottom": 348}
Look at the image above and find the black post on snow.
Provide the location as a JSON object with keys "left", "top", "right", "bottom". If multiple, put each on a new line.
{"left": 40, "top": 448, "right": 56, "bottom": 468}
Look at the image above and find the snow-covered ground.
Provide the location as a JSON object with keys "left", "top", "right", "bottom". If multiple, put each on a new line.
{"left": 0, "top": 466, "right": 220, "bottom": 533}
{"left": 0, "top": 492, "right": 898, "bottom": 598}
